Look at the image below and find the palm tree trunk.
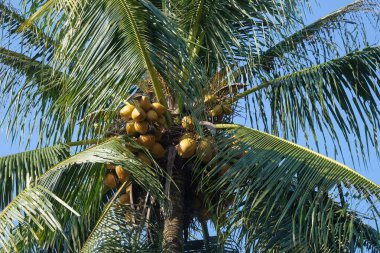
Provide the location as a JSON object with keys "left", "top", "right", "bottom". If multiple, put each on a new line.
{"left": 162, "top": 165, "right": 185, "bottom": 252}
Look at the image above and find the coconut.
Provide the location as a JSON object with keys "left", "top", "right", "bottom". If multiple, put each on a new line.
{"left": 222, "top": 105, "right": 233, "bottom": 115}
{"left": 103, "top": 173, "right": 117, "bottom": 188}
{"left": 209, "top": 105, "right": 223, "bottom": 117}
{"left": 178, "top": 137, "right": 197, "bottom": 158}
{"left": 146, "top": 110, "right": 158, "bottom": 122}
{"left": 138, "top": 152, "right": 152, "bottom": 166}
{"left": 139, "top": 96, "right": 152, "bottom": 111}
{"left": 131, "top": 107, "right": 146, "bottom": 122}
{"left": 204, "top": 94, "right": 217, "bottom": 105}
{"left": 137, "top": 134, "right": 156, "bottom": 149}
{"left": 157, "top": 115, "right": 166, "bottom": 126}
{"left": 196, "top": 138, "right": 215, "bottom": 163}
{"left": 115, "top": 166, "right": 129, "bottom": 182}
{"left": 151, "top": 102, "right": 166, "bottom": 116}
{"left": 120, "top": 103, "right": 135, "bottom": 119}
{"left": 181, "top": 116, "right": 194, "bottom": 130}
{"left": 219, "top": 163, "right": 231, "bottom": 177}
{"left": 151, "top": 142, "right": 166, "bottom": 158}
{"left": 126, "top": 122, "right": 137, "bottom": 136}
{"left": 119, "top": 193, "right": 130, "bottom": 204}
{"left": 134, "top": 121, "right": 149, "bottom": 134}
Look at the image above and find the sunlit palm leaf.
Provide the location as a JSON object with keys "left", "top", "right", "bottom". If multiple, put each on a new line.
{"left": 200, "top": 125, "right": 380, "bottom": 251}
{"left": 233, "top": 46, "right": 380, "bottom": 163}
{"left": 0, "top": 185, "right": 78, "bottom": 253}
{"left": 0, "top": 144, "right": 69, "bottom": 209}
{"left": 0, "top": 137, "right": 165, "bottom": 252}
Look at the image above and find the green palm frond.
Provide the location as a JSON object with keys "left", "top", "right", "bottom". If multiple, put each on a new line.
{"left": 0, "top": 144, "right": 69, "bottom": 209}
{"left": 201, "top": 125, "right": 380, "bottom": 251}
{"left": 80, "top": 183, "right": 158, "bottom": 252}
{"left": 0, "top": 185, "right": 78, "bottom": 253}
{"left": 0, "top": 137, "right": 165, "bottom": 252}
{"left": 232, "top": 46, "right": 380, "bottom": 162}
{"left": 260, "top": 0, "right": 379, "bottom": 69}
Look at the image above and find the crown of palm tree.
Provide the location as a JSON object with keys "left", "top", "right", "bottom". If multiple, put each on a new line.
{"left": 1, "top": 0, "right": 380, "bottom": 252}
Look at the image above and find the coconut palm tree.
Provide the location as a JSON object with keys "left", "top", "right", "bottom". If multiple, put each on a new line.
{"left": 1, "top": 0, "right": 380, "bottom": 252}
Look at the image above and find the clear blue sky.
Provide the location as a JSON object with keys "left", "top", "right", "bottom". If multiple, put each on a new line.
{"left": 0, "top": 0, "right": 379, "bottom": 188}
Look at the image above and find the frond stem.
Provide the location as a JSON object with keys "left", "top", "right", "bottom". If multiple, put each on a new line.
{"left": 121, "top": 1, "right": 171, "bottom": 124}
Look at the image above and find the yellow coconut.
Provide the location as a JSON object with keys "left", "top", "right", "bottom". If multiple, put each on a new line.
{"left": 103, "top": 173, "right": 117, "bottom": 188}
{"left": 157, "top": 115, "right": 166, "bottom": 126}
{"left": 196, "top": 138, "right": 215, "bottom": 163}
{"left": 119, "top": 193, "right": 130, "bottom": 204}
{"left": 139, "top": 96, "right": 152, "bottom": 111}
{"left": 222, "top": 105, "right": 233, "bottom": 115}
{"left": 120, "top": 103, "right": 135, "bottom": 119}
{"left": 181, "top": 116, "right": 194, "bottom": 130}
{"left": 151, "top": 102, "right": 166, "bottom": 116}
{"left": 131, "top": 107, "right": 146, "bottom": 122}
{"left": 134, "top": 121, "right": 149, "bottom": 134}
{"left": 146, "top": 110, "right": 159, "bottom": 122}
{"left": 178, "top": 137, "right": 197, "bottom": 158}
{"left": 209, "top": 105, "right": 223, "bottom": 117}
{"left": 151, "top": 142, "right": 166, "bottom": 158}
{"left": 204, "top": 94, "right": 217, "bottom": 105}
{"left": 219, "top": 163, "right": 232, "bottom": 177}
{"left": 138, "top": 152, "right": 152, "bottom": 166}
{"left": 137, "top": 134, "right": 156, "bottom": 149}
{"left": 115, "top": 166, "right": 129, "bottom": 183}
{"left": 126, "top": 122, "right": 137, "bottom": 136}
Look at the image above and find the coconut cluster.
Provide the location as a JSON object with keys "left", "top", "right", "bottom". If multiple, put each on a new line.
{"left": 121, "top": 96, "right": 167, "bottom": 159}
{"left": 103, "top": 164, "right": 130, "bottom": 188}
{"left": 177, "top": 116, "right": 217, "bottom": 165}
{"left": 204, "top": 94, "right": 232, "bottom": 118}
{"left": 103, "top": 96, "right": 167, "bottom": 191}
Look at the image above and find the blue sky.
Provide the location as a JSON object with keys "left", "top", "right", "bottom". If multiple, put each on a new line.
{"left": 0, "top": 2, "right": 379, "bottom": 182}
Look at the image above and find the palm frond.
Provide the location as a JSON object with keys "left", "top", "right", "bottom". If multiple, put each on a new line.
{"left": 0, "top": 185, "right": 78, "bottom": 253}
{"left": 80, "top": 184, "right": 158, "bottom": 252}
{"left": 0, "top": 137, "right": 165, "bottom": 252}
{"left": 200, "top": 125, "right": 380, "bottom": 251}
{"left": 260, "top": 0, "right": 380, "bottom": 69}
{"left": 0, "top": 144, "right": 69, "bottom": 209}
{"left": 232, "top": 46, "right": 380, "bottom": 163}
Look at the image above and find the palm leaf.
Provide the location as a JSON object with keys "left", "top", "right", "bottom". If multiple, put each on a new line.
{"left": 0, "top": 144, "right": 69, "bottom": 209}
{"left": 260, "top": 0, "right": 380, "bottom": 69}
{"left": 0, "top": 136, "right": 165, "bottom": 252}
{"left": 200, "top": 124, "right": 380, "bottom": 251}
{"left": 0, "top": 185, "right": 78, "bottom": 253}
{"left": 231, "top": 46, "right": 380, "bottom": 162}
{"left": 80, "top": 183, "right": 159, "bottom": 252}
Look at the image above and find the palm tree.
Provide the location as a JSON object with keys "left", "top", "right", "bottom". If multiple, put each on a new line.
{"left": 1, "top": 0, "right": 380, "bottom": 252}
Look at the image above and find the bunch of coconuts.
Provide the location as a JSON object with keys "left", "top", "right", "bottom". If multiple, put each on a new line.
{"left": 103, "top": 96, "right": 167, "bottom": 191}
{"left": 204, "top": 94, "right": 232, "bottom": 117}
{"left": 121, "top": 96, "right": 167, "bottom": 160}
{"left": 177, "top": 116, "right": 217, "bottom": 163}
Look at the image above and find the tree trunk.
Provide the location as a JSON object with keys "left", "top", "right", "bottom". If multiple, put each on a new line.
{"left": 162, "top": 164, "right": 185, "bottom": 252}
